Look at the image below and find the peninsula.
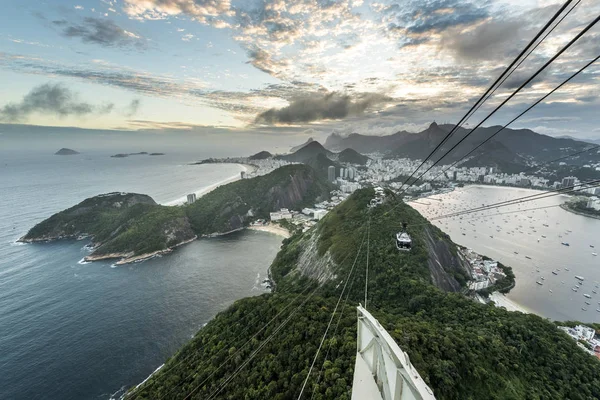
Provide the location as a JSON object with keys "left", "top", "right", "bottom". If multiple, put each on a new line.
{"left": 19, "top": 165, "right": 330, "bottom": 264}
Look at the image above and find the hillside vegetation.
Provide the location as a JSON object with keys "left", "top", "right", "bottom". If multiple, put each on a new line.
{"left": 21, "top": 165, "right": 331, "bottom": 262}
{"left": 127, "top": 188, "right": 600, "bottom": 400}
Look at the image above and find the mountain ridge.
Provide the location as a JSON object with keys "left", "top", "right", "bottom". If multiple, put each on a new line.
{"left": 325, "top": 123, "right": 597, "bottom": 169}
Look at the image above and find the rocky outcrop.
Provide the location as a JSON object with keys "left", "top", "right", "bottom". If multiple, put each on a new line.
{"left": 55, "top": 148, "right": 79, "bottom": 155}
{"left": 422, "top": 226, "right": 469, "bottom": 292}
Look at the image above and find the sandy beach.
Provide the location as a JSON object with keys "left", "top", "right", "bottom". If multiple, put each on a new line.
{"left": 489, "top": 292, "right": 530, "bottom": 314}
{"left": 164, "top": 164, "right": 256, "bottom": 206}
{"left": 247, "top": 224, "right": 291, "bottom": 238}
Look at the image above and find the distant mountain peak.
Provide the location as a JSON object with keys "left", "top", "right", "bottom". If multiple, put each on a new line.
{"left": 289, "top": 137, "right": 315, "bottom": 153}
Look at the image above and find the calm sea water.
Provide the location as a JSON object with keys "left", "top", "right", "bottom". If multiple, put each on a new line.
{"left": 412, "top": 185, "right": 600, "bottom": 323}
{"left": 0, "top": 149, "right": 284, "bottom": 400}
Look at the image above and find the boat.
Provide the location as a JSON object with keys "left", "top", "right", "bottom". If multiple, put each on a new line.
{"left": 525, "top": 256, "right": 532, "bottom": 259}
{"left": 541, "top": 277, "right": 545, "bottom": 280}
{"left": 541, "top": 235, "right": 546, "bottom": 238}
{"left": 536, "top": 281, "right": 543, "bottom": 285}
{"left": 552, "top": 271, "right": 558, "bottom": 275}
{"left": 576, "top": 276, "right": 585, "bottom": 281}
{"left": 561, "top": 242, "right": 570, "bottom": 246}
{"left": 582, "top": 307, "right": 587, "bottom": 311}
{"left": 572, "top": 287, "right": 578, "bottom": 292}
{"left": 514, "top": 251, "right": 519, "bottom": 254}
{"left": 584, "top": 294, "right": 591, "bottom": 299}
{"left": 591, "top": 245, "right": 595, "bottom": 248}
{"left": 597, "top": 309, "right": 600, "bottom": 312}
{"left": 593, "top": 253, "right": 598, "bottom": 256}
{"left": 564, "top": 267, "right": 570, "bottom": 271}
{"left": 549, "top": 290, "right": 553, "bottom": 293}
{"left": 593, "top": 290, "right": 598, "bottom": 294}
{"left": 585, "top": 301, "right": 591, "bottom": 305}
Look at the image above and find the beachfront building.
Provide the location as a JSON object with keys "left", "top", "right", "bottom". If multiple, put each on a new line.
{"left": 187, "top": 193, "right": 197, "bottom": 204}
{"left": 270, "top": 208, "right": 292, "bottom": 221}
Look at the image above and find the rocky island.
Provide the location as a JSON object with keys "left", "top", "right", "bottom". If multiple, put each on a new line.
{"left": 19, "top": 165, "right": 330, "bottom": 264}
{"left": 54, "top": 148, "right": 79, "bottom": 155}
{"left": 110, "top": 152, "right": 165, "bottom": 158}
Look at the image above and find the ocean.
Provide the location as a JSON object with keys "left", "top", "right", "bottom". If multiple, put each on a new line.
{"left": 0, "top": 148, "right": 285, "bottom": 400}
{"left": 411, "top": 185, "right": 600, "bottom": 323}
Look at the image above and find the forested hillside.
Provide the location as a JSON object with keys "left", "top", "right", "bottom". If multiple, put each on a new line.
{"left": 127, "top": 188, "right": 600, "bottom": 400}
{"left": 20, "top": 165, "right": 331, "bottom": 263}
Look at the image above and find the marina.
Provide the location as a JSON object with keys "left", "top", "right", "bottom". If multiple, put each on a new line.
{"left": 411, "top": 185, "right": 600, "bottom": 323}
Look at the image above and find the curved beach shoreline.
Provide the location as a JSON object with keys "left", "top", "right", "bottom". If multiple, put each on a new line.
{"left": 248, "top": 224, "right": 291, "bottom": 238}
{"left": 164, "top": 164, "right": 256, "bottom": 206}
{"left": 489, "top": 292, "right": 531, "bottom": 314}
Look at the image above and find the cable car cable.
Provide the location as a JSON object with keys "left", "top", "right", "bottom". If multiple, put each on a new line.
{"left": 398, "top": 13, "right": 600, "bottom": 196}
{"left": 395, "top": 0, "right": 575, "bottom": 194}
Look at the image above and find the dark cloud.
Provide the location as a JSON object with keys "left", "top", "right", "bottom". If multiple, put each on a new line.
{"left": 440, "top": 18, "right": 523, "bottom": 61}
{"left": 0, "top": 83, "right": 113, "bottom": 122}
{"left": 255, "top": 92, "right": 392, "bottom": 124}
{"left": 55, "top": 17, "right": 146, "bottom": 50}
{"left": 502, "top": 69, "right": 548, "bottom": 90}
{"left": 125, "top": 99, "right": 141, "bottom": 117}
{"left": 245, "top": 47, "right": 289, "bottom": 78}
{"left": 381, "top": 0, "right": 490, "bottom": 46}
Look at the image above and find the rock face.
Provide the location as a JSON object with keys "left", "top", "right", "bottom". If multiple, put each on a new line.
{"left": 422, "top": 226, "right": 469, "bottom": 292}
{"left": 55, "top": 148, "right": 79, "bottom": 155}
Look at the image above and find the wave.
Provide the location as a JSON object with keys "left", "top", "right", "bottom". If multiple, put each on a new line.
{"left": 117, "top": 363, "right": 165, "bottom": 399}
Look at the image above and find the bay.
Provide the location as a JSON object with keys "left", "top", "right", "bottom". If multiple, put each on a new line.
{"left": 411, "top": 185, "right": 600, "bottom": 323}
{"left": 0, "top": 149, "right": 284, "bottom": 400}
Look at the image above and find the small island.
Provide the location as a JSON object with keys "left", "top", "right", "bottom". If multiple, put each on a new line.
{"left": 110, "top": 152, "right": 165, "bottom": 158}
{"left": 55, "top": 148, "right": 79, "bottom": 156}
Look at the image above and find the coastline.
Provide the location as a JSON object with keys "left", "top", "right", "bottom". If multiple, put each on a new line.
{"left": 489, "top": 292, "right": 531, "bottom": 314}
{"left": 247, "top": 224, "right": 291, "bottom": 238}
{"left": 84, "top": 236, "right": 198, "bottom": 265}
{"left": 560, "top": 203, "right": 600, "bottom": 220}
{"left": 164, "top": 163, "right": 257, "bottom": 206}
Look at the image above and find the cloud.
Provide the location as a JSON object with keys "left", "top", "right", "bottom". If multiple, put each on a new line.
{"left": 125, "top": 99, "right": 141, "bottom": 116}
{"left": 440, "top": 18, "right": 524, "bottom": 61}
{"left": 0, "top": 83, "right": 113, "bottom": 122}
{"left": 123, "top": 0, "right": 232, "bottom": 24}
{"left": 54, "top": 17, "right": 146, "bottom": 50}
{"left": 255, "top": 92, "right": 392, "bottom": 124}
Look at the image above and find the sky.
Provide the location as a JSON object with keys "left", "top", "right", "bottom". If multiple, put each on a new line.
{"left": 0, "top": 0, "right": 599, "bottom": 140}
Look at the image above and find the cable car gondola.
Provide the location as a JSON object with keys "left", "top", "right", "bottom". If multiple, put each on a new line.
{"left": 396, "top": 223, "right": 412, "bottom": 251}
